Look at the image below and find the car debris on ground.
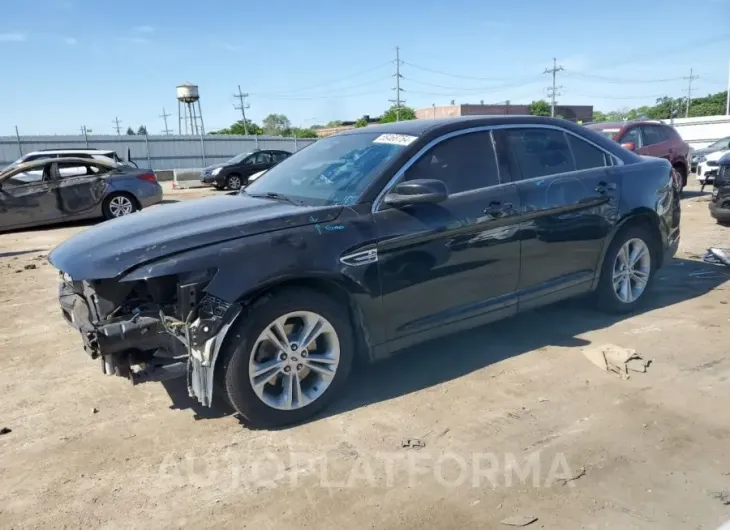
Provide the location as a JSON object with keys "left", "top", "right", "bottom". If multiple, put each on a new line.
{"left": 582, "top": 344, "right": 652, "bottom": 378}
{"left": 703, "top": 248, "right": 730, "bottom": 267}
{"left": 556, "top": 466, "right": 587, "bottom": 486}
{"left": 500, "top": 515, "right": 538, "bottom": 526}
{"left": 0, "top": 427, "right": 11, "bottom": 435}
{"left": 401, "top": 438, "right": 426, "bottom": 449}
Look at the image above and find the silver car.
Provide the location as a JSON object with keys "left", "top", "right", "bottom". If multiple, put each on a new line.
{"left": 0, "top": 156, "right": 162, "bottom": 232}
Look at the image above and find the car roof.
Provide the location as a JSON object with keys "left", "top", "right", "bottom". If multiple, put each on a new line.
{"left": 337, "top": 115, "right": 601, "bottom": 137}
{"left": 1, "top": 156, "right": 118, "bottom": 178}
{"left": 587, "top": 120, "right": 667, "bottom": 130}
{"left": 25, "top": 149, "right": 116, "bottom": 156}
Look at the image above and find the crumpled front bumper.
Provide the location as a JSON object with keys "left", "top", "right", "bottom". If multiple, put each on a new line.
{"left": 58, "top": 279, "right": 173, "bottom": 361}
{"left": 57, "top": 275, "right": 242, "bottom": 406}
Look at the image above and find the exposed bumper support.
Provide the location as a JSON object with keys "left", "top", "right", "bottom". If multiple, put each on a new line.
{"left": 186, "top": 305, "right": 242, "bottom": 407}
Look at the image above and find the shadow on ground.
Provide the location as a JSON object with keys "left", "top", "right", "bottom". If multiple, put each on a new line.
{"left": 682, "top": 189, "right": 711, "bottom": 200}
{"left": 161, "top": 258, "right": 730, "bottom": 426}
{"left": 0, "top": 248, "right": 47, "bottom": 259}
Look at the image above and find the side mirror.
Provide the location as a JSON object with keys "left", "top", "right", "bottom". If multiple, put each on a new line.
{"left": 384, "top": 179, "right": 448, "bottom": 208}
{"left": 621, "top": 142, "right": 636, "bottom": 151}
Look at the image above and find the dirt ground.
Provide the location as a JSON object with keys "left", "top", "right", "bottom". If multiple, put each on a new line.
{"left": 1, "top": 183, "right": 730, "bottom": 530}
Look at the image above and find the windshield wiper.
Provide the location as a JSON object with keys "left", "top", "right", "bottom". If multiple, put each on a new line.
{"left": 247, "top": 191, "right": 300, "bottom": 206}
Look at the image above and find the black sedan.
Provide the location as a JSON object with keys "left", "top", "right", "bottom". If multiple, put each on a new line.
{"left": 0, "top": 157, "right": 162, "bottom": 232}
{"left": 49, "top": 116, "right": 680, "bottom": 427}
{"left": 200, "top": 149, "right": 291, "bottom": 190}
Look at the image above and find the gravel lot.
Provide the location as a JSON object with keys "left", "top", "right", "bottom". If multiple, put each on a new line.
{"left": 1, "top": 184, "right": 729, "bottom": 529}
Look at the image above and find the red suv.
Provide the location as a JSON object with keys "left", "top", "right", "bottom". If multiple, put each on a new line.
{"left": 587, "top": 121, "right": 690, "bottom": 191}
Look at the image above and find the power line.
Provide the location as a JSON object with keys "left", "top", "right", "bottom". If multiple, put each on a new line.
{"left": 544, "top": 58, "right": 563, "bottom": 117}
{"left": 402, "top": 60, "right": 539, "bottom": 82}
{"left": 684, "top": 68, "right": 700, "bottom": 117}
{"left": 563, "top": 72, "right": 684, "bottom": 84}
{"left": 233, "top": 85, "right": 250, "bottom": 134}
{"left": 248, "top": 61, "right": 392, "bottom": 96}
{"left": 112, "top": 116, "right": 122, "bottom": 135}
{"left": 252, "top": 90, "right": 383, "bottom": 100}
{"left": 389, "top": 46, "right": 405, "bottom": 120}
{"left": 404, "top": 76, "right": 543, "bottom": 91}
{"left": 159, "top": 108, "right": 172, "bottom": 135}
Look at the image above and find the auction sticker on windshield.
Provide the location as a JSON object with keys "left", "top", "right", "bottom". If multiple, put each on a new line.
{"left": 373, "top": 134, "right": 418, "bottom": 146}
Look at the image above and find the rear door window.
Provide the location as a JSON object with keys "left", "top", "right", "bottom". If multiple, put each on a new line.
{"left": 568, "top": 135, "right": 609, "bottom": 170}
{"left": 492, "top": 128, "right": 575, "bottom": 181}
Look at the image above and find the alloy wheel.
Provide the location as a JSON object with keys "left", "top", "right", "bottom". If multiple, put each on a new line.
{"left": 248, "top": 311, "right": 340, "bottom": 410}
{"left": 228, "top": 176, "right": 242, "bottom": 190}
{"left": 612, "top": 238, "right": 651, "bottom": 303}
{"left": 108, "top": 196, "right": 134, "bottom": 217}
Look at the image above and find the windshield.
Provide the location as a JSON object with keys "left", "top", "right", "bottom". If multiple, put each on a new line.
{"left": 245, "top": 133, "right": 409, "bottom": 205}
{"left": 596, "top": 128, "right": 620, "bottom": 140}
{"left": 709, "top": 137, "right": 730, "bottom": 149}
{"left": 226, "top": 152, "right": 253, "bottom": 165}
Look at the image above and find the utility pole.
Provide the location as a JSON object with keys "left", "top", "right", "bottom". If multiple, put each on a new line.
{"left": 726, "top": 59, "right": 729, "bottom": 116}
{"left": 683, "top": 68, "right": 699, "bottom": 118}
{"left": 80, "top": 125, "right": 89, "bottom": 147}
{"left": 234, "top": 85, "right": 250, "bottom": 134}
{"left": 389, "top": 46, "right": 405, "bottom": 121}
{"left": 112, "top": 117, "right": 122, "bottom": 136}
{"left": 544, "top": 58, "right": 564, "bottom": 117}
{"left": 159, "top": 108, "right": 173, "bottom": 135}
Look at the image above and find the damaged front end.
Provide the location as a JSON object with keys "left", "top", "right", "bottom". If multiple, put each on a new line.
{"left": 57, "top": 269, "right": 240, "bottom": 407}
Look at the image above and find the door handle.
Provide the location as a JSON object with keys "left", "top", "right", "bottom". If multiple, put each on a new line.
{"left": 483, "top": 201, "right": 514, "bottom": 217}
{"left": 595, "top": 182, "right": 617, "bottom": 194}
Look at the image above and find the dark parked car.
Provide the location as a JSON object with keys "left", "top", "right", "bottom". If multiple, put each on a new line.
{"left": 0, "top": 157, "right": 162, "bottom": 232}
{"left": 49, "top": 116, "right": 680, "bottom": 427}
{"left": 691, "top": 136, "right": 730, "bottom": 173}
{"left": 200, "top": 149, "right": 291, "bottom": 190}
{"left": 709, "top": 153, "right": 730, "bottom": 224}
{"left": 586, "top": 121, "right": 690, "bottom": 191}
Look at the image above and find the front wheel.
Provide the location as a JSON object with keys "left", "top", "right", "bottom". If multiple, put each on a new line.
{"left": 220, "top": 288, "right": 354, "bottom": 427}
{"left": 102, "top": 193, "right": 138, "bottom": 219}
{"left": 226, "top": 174, "right": 243, "bottom": 190}
{"left": 594, "top": 225, "right": 657, "bottom": 313}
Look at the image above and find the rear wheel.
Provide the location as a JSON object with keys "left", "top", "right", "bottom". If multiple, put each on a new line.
{"left": 595, "top": 225, "right": 657, "bottom": 313}
{"left": 102, "top": 193, "right": 138, "bottom": 219}
{"left": 226, "top": 174, "right": 243, "bottom": 190}
{"left": 219, "top": 288, "right": 354, "bottom": 427}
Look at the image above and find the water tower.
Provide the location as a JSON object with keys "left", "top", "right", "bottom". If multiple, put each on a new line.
{"left": 176, "top": 83, "right": 205, "bottom": 135}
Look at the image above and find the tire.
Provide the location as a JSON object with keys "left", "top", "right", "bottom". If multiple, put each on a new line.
{"left": 672, "top": 165, "right": 686, "bottom": 194}
{"left": 102, "top": 193, "right": 138, "bottom": 220}
{"left": 219, "top": 288, "right": 354, "bottom": 427}
{"left": 226, "top": 174, "right": 243, "bottom": 190}
{"left": 594, "top": 224, "right": 657, "bottom": 313}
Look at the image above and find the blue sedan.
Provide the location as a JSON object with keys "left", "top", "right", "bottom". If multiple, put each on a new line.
{"left": 0, "top": 156, "right": 163, "bottom": 231}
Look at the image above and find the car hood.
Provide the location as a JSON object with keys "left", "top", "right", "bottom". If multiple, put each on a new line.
{"left": 202, "top": 163, "right": 226, "bottom": 172}
{"left": 49, "top": 194, "right": 342, "bottom": 280}
{"left": 705, "top": 149, "right": 730, "bottom": 162}
{"left": 693, "top": 146, "right": 724, "bottom": 158}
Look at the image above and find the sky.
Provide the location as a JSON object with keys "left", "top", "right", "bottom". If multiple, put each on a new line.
{"left": 1, "top": 0, "right": 729, "bottom": 135}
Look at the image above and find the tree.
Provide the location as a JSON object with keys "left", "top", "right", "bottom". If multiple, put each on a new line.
{"left": 354, "top": 116, "right": 369, "bottom": 128}
{"left": 529, "top": 100, "right": 551, "bottom": 117}
{"left": 137, "top": 125, "right": 148, "bottom": 135}
{"left": 126, "top": 127, "right": 136, "bottom": 135}
{"left": 592, "top": 110, "right": 608, "bottom": 122}
{"left": 262, "top": 113, "right": 291, "bottom": 135}
{"left": 379, "top": 105, "right": 416, "bottom": 123}
{"left": 212, "top": 120, "right": 263, "bottom": 135}
{"left": 281, "top": 127, "right": 318, "bottom": 138}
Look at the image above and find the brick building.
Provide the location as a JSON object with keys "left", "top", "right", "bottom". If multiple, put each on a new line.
{"left": 415, "top": 103, "right": 593, "bottom": 123}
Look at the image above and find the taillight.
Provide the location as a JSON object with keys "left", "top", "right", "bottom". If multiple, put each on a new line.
{"left": 137, "top": 172, "right": 157, "bottom": 183}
